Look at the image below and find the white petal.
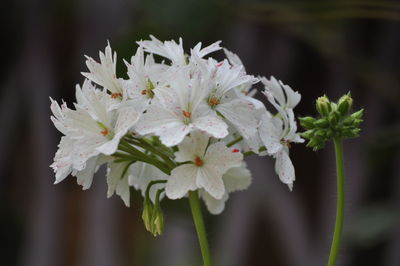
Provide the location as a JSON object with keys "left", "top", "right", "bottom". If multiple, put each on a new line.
{"left": 196, "top": 165, "right": 226, "bottom": 200}
{"left": 51, "top": 136, "right": 74, "bottom": 184}
{"left": 191, "top": 41, "right": 221, "bottom": 58}
{"left": 113, "top": 105, "right": 140, "bottom": 136}
{"left": 174, "top": 131, "right": 209, "bottom": 163}
{"left": 135, "top": 104, "right": 191, "bottom": 146}
{"left": 216, "top": 98, "right": 260, "bottom": 138}
{"left": 72, "top": 136, "right": 104, "bottom": 171}
{"left": 165, "top": 164, "right": 198, "bottom": 199}
{"left": 280, "top": 80, "right": 301, "bottom": 109}
{"left": 223, "top": 164, "right": 252, "bottom": 193}
{"left": 260, "top": 76, "right": 286, "bottom": 107}
{"left": 116, "top": 174, "right": 130, "bottom": 207}
{"left": 96, "top": 136, "right": 120, "bottom": 155}
{"left": 259, "top": 113, "right": 283, "bottom": 155}
{"left": 275, "top": 149, "right": 295, "bottom": 190}
{"left": 193, "top": 113, "right": 228, "bottom": 140}
{"left": 138, "top": 35, "right": 186, "bottom": 65}
{"left": 106, "top": 162, "right": 132, "bottom": 206}
{"left": 50, "top": 98, "right": 69, "bottom": 135}
{"left": 200, "top": 190, "right": 228, "bottom": 215}
{"left": 205, "top": 142, "right": 243, "bottom": 174}
{"left": 75, "top": 156, "right": 99, "bottom": 190}
{"left": 81, "top": 42, "right": 123, "bottom": 94}
{"left": 223, "top": 48, "right": 243, "bottom": 67}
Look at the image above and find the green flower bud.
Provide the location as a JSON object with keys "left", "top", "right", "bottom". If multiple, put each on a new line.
{"left": 350, "top": 128, "right": 361, "bottom": 137}
{"left": 151, "top": 205, "right": 164, "bottom": 236}
{"left": 337, "top": 92, "right": 353, "bottom": 115}
{"left": 316, "top": 95, "right": 331, "bottom": 117}
{"left": 298, "top": 116, "right": 316, "bottom": 129}
{"left": 342, "top": 116, "right": 354, "bottom": 126}
{"left": 328, "top": 112, "right": 338, "bottom": 125}
{"left": 352, "top": 119, "right": 363, "bottom": 127}
{"left": 314, "top": 129, "right": 326, "bottom": 137}
{"left": 301, "top": 130, "right": 314, "bottom": 139}
{"left": 314, "top": 118, "right": 330, "bottom": 128}
{"left": 351, "top": 109, "right": 364, "bottom": 120}
{"left": 142, "top": 198, "right": 154, "bottom": 232}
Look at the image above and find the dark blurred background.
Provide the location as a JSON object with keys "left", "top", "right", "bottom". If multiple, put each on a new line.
{"left": 1, "top": 0, "right": 400, "bottom": 265}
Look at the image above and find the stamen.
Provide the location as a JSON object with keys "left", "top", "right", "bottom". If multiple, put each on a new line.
{"left": 111, "top": 93, "right": 123, "bottom": 99}
{"left": 194, "top": 156, "right": 204, "bottom": 167}
{"left": 141, "top": 89, "right": 148, "bottom": 95}
{"left": 101, "top": 128, "right": 109, "bottom": 136}
{"left": 208, "top": 97, "right": 220, "bottom": 107}
{"left": 182, "top": 110, "right": 191, "bottom": 118}
{"left": 281, "top": 139, "right": 292, "bottom": 148}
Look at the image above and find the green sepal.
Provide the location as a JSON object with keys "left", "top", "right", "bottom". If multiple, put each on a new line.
{"left": 314, "top": 118, "right": 329, "bottom": 128}
{"left": 298, "top": 116, "right": 316, "bottom": 129}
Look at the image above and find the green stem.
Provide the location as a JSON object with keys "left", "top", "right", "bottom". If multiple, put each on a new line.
{"left": 188, "top": 191, "right": 212, "bottom": 266}
{"left": 328, "top": 138, "right": 345, "bottom": 266}
{"left": 226, "top": 136, "right": 243, "bottom": 147}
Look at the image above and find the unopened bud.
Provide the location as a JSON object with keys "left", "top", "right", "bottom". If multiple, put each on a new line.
{"left": 142, "top": 198, "right": 154, "bottom": 232}
{"left": 301, "top": 130, "right": 314, "bottom": 139}
{"left": 150, "top": 205, "right": 164, "bottom": 236}
{"left": 299, "top": 116, "right": 316, "bottom": 129}
{"left": 351, "top": 109, "right": 364, "bottom": 120}
{"left": 316, "top": 95, "right": 331, "bottom": 117}
{"left": 337, "top": 92, "right": 353, "bottom": 115}
{"left": 314, "top": 118, "right": 329, "bottom": 128}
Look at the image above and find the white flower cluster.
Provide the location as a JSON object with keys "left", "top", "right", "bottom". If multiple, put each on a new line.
{"left": 50, "top": 36, "right": 303, "bottom": 214}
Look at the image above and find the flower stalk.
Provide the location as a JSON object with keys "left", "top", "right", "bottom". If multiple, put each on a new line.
{"left": 189, "top": 191, "right": 212, "bottom": 266}
{"left": 299, "top": 92, "right": 363, "bottom": 266}
{"left": 328, "top": 137, "right": 345, "bottom": 266}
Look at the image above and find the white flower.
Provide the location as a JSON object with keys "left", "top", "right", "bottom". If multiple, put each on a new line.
{"left": 50, "top": 80, "right": 140, "bottom": 187}
{"left": 122, "top": 46, "right": 168, "bottom": 113}
{"left": 259, "top": 76, "right": 303, "bottom": 190}
{"left": 82, "top": 41, "right": 124, "bottom": 98}
{"left": 199, "top": 59, "right": 260, "bottom": 138}
{"left": 200, "top": 163, "right": 251, "bottom": 215}
{"left": 165, "top": 131, "right": 243, "bottom": 200}
{"left": 135, "top": 68, "right": 228, "bottom": 146}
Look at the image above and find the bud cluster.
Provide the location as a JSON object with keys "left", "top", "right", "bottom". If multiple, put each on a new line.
{"left": 299, "top": 92, "right": 363, "bottom": 150}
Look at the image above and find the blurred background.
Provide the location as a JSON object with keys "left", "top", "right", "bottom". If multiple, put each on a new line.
{"left": 1, "top": 0, "right": 399, "bottom": 265}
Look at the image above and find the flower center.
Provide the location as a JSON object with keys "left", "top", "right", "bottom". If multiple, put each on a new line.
{"left": 111, "top": 93, "right": 123, "bottom": 99}
{"left": 141, "top": 79, "right": 155, "bottom": 99}
{"left": 182, "top": 110, "right": 191, "bottom": 118}
{"left": 281, "top": 139, "right": 292, "bottom": 148}
{"left": 194, "top": 156, "right": 204, "bottom": 167}
{"left": 101, "top": 128, "right": 109, "bottom": 136}
{"left": 208, "top": 96, "right": 220, "bottom": 107}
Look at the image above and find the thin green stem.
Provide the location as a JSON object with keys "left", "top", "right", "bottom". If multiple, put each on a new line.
{"left": 124, "top": 137, "right": 176, "bottom": 168}
{"left": 145, "top": 180, "right": 167, "bottom": 200}
{"left": 328, "top": 138, "right": 345, "bottom": 266}
{"left": 118, "top": 141, "right": 171, "bottom": 175}
{"left": 188, "top": 191, "right": 212, "bottom": 266}
{"left": 226, "top": 136, "right": 243, "bottom": 147}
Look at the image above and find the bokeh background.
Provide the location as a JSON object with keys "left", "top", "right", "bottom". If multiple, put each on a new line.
{"left": 1, "top": 0, "right": 400, "bottom": 265}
